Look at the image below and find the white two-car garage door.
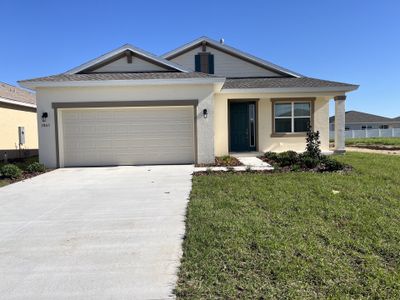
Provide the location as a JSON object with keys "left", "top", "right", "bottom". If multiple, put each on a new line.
{"left": 59, "top": 106, "right": 195, "bottom": 167}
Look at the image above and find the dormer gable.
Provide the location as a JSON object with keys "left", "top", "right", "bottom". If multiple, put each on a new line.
{"left": 66, "top": 44, "right": 189, "bottom": 74}
{"left": 163, "top": 37, "right": 301, "bottom": 78}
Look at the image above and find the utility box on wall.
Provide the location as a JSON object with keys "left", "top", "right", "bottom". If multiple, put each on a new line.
{"left": 18, "top": 126, "right": 25, "bottom": 145}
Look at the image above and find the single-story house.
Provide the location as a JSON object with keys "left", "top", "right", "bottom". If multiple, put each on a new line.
{"left": 19, "top": 37, "right": 358, "bottom": 168}
{"left": 330, "top": 110, "right": 400, "bottom": 131}
{"left": 0, "top": 82, "right": 38, "bottom": 160}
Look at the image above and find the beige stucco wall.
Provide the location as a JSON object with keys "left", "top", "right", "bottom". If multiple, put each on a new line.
{"left": 0, "top": 104, "right": 38, "bottom": 151}
{"left": 214, "top": 93, "right": 331, "bottom": 155}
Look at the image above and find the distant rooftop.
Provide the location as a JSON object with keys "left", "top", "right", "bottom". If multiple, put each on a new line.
{"left": 0, "top": 82, "right": 36, "bottom": 106}
{"left": 330, "top": 110, "right": 400, "bottom": 124}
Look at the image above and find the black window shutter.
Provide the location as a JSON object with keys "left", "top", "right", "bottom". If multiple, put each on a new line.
{"left": 208, "top": 54, "right": 214, "bottom": 74}
{"left": 195, "top": 54, "right": 201, "bottom": 72}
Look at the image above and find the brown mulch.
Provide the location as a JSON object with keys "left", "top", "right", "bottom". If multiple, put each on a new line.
{"left": 196, "top": 156, "right": 243, "bottom": 167}
{"left": 1, "top": 170, "right": 51, "bottom": 185}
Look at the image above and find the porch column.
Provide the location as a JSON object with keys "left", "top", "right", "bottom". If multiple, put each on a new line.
{"left": 334, "top": 95, "right": 346, "bottom": 153}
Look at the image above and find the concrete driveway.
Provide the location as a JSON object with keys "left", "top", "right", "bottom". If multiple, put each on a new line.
{"left": 0, "top": 165, "right": 193, "bottom": 299}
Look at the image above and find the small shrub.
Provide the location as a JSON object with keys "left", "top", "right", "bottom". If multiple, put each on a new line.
{"left": 219, "top": 155, "right": 231, "bottom": 163}
{"left": 320, "top": 156, "right": 346, "bottom": 172}
{"left": 291, "top": 164, "right": 301, "bottom": 172}
{"left": 277, "top": 151, "right": 299, "bottom": 167}
{"left": 264, "top": 151, "right": 278, "bottom": 161}
{"left": 1, "top": 164, "right": 22, "bottom": 179}
{"left": 26, "top": 162, "right": 46, "bottom": 173}
{"left": 215, "top": 156, "right": 241, "bottom": 166}
{"left": 299, "top": 154, "right": 320, "bottom": 169}
{"left": 305, "top": 126, "right": 321, "bottom": 159}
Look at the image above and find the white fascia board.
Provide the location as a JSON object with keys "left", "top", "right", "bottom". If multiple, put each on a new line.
{"left": 163, "top": 36, "right": 303, "bottom": 78}
{"left": 65, "top": 44, "right": 190, "bottom": 74}
{"left": 220, "top": 86, "right": 359, "bottom": 94}
{"left": 0, "top": 97, "right": 36, "bottom": 108}
{"left": 19, "top": 77, "right": 226, "bottom": 90}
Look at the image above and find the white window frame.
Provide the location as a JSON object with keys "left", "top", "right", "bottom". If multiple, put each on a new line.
{"left": 274, "top": 101, "right": 312, "bottom": 134}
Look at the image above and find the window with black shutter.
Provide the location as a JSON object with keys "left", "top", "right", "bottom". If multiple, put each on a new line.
{"left": 194, "top": 53, "right": 214, "bottom": 74}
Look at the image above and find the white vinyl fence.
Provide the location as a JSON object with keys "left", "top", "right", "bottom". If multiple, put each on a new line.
{"left": 330, "top": 128, "right": 400, "bottom": 140}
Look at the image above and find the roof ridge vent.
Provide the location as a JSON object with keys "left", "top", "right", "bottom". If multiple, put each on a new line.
{"left": 219, "top": 38, "right": 224, "bottom": 45}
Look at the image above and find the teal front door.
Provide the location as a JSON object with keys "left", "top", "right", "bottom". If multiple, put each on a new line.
{"left": 229, "top": 102, "right": 256, "bottom": 152}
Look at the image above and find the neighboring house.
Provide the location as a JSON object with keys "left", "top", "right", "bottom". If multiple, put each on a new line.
{"left": 329, "top": 111, "right": 400, "bottom": 131}
{"left": 0, "top": 82, "right": 38, "bottom": 160}
{"left": 19, "top": 37, "right": 358, "bottom": 168}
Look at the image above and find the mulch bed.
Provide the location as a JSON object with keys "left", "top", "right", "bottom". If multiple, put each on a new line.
{"left": 195, "top": 156, "right": 243, "bottom": 167}
{"left": 1, "top": 170, "right": 51, "bottom": 185}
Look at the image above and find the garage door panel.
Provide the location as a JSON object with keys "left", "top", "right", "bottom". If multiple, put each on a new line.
{"left": 62, "top": 123, "right": 193, "bottom": 134}
{"left": 60, "top": 106, "right": 195, "bottom": 167}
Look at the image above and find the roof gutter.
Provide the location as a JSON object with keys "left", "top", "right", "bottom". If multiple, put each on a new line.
{"left": 19, "top": 77, "right": 226, "bottom": 90}
{"left": 0, "top": 97, "right": 36, "bottom": 109}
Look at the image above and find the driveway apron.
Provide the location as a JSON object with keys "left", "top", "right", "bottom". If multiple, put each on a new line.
{"left": 0, "top": 165, "right": 193, "bottom": 299}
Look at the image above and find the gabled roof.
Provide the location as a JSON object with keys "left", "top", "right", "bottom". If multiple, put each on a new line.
{"left": 329, "top": 111, "right": 398, "bottom": 124}
{"left": 66, "top": 44, "right": 190, "bottom": 74}
{"left": 0, "top": 81, "right": 36, "bottom": 108}
{"left": 162, "top": 36, "right": 302, "bottom": 78}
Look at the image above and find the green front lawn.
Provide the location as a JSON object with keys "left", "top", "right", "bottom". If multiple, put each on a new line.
{"left": 176, "top": 153, "right": 400, "bottom": 299}
{"left": 346, "top": 137, "right": 400, "bottom": 147}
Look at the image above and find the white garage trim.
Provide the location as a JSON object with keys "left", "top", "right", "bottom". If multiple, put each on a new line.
{"left": 53, "top": 100, "right": 198, "bottom": 167}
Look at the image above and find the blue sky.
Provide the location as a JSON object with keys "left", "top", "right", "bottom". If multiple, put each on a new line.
{"left": 2, "top": 0, "right": 399, "bottom": 117}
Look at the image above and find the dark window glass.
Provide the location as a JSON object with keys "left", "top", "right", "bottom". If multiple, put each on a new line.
{"left": 275, "top": 118, "right": 292, "bottom": 133}
{"left": 294, "top": 118, "right": 310, "bottom": 132}
{"left": 275, "top": 103, "right": 291, "bottom": 117}
{"left": 294, "top": 103, "right": 310, "bottom": 116}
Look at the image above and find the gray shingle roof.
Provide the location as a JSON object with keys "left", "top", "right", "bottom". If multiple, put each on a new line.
{"left": 19, "top": 72, "right": 216, "bottom": 83}
{"left": 223, "top": 77, "right": 358, "bottom": 90}
{"left": 0, "top": 82, "right": 36, "bottom": 106}
{"left": 329, "top": 111, "right": 400, "bottom": 123}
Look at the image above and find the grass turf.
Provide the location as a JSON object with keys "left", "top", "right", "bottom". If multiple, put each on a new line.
{"left": 175, "top": 152, "right": 400, "bottom": 299}
{"left": 346, "top": 137, "right": 400, "bottom": 147}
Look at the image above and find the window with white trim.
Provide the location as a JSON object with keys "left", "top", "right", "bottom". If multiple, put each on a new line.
{"left": 274, "top": 101, "right": 311, "bottom": 133}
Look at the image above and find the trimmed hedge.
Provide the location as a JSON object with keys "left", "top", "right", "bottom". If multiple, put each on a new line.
{"left": 1, "top": 164, "right": 22, "bottom": 179}
{"left": 263, "top": 151, "right": 347, "bottom": 172}
{"left": 26, "top": 162, "right": 46, "bottom": 173}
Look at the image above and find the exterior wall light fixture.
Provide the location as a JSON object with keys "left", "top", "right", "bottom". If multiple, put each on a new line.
{"left": 42, "top": 112, "right": 48, "bottom": 122}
